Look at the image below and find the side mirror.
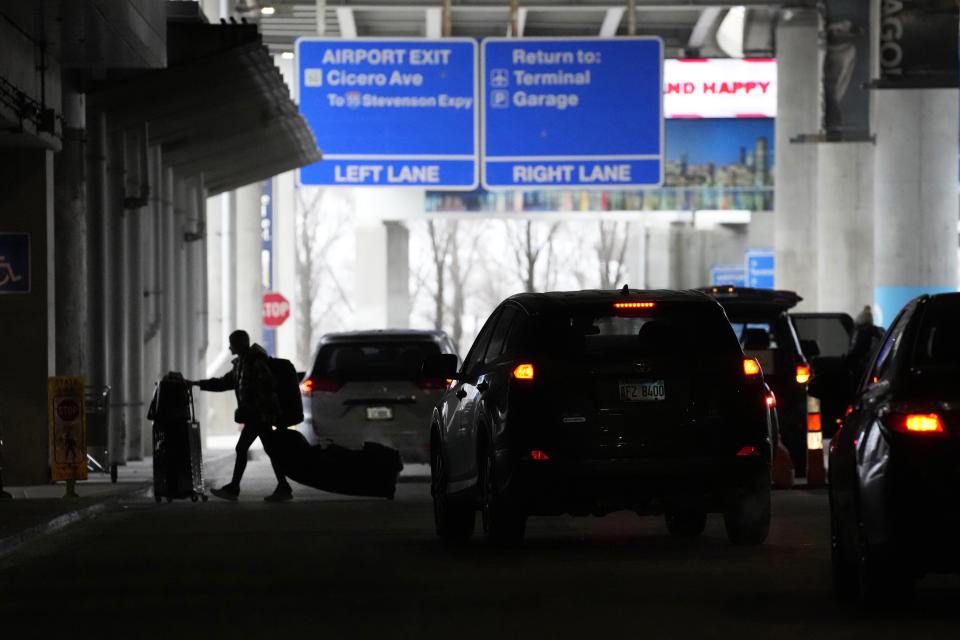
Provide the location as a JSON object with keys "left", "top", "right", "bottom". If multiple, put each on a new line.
{"left": 800, "top": 339, "right": 820, "bottom": 358}
{"left": 423, "top": 353, "right": 458, "bottom": 379}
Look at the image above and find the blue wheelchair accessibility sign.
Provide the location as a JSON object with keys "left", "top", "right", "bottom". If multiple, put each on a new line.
{"left": 0, "top": 233, "right": 30, "bottom": 294}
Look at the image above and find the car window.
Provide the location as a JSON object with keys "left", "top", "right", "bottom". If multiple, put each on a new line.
{"left": 791, "top": 314, "right": 853, "bottom": 357}
{"left": 866, "top": 302, "right": 916, "bottom": 386}
{"left": 536, "top": 303, "right": 740, "bottom": 363}
{"left": 730, "top": 321, "right": 778, "bottom": 374}
{"left": 312, "top": 341, "right": 441, "bottom": 381}
{"left": 502, "top": 310, "right": 530, "bottom": 357}
{"left": 462, "top": 309, "right": 501, "bottom": 375}
{"left": 484, "top": 305, "right": 518, "bottom": 363}
{"left": 911, "top": 296, "right": 960, "bottom": 369}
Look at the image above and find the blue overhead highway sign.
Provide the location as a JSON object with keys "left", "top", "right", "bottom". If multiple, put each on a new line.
{"left": 482, "top": 37, "right": 663, "bottom": 190}
{"left": 296, "top": 38, "right": 479, "bottom": 189}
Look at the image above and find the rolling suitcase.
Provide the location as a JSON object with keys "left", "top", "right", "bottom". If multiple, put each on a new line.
{"left": 271, "top": 429, "right": 402, "bottom": 499}
{"left": 147, "top": 373, "right": 207, "bottom": 503}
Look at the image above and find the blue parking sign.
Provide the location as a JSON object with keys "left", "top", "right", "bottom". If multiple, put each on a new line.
{"left": 710, "top": 265, "right": 746, "bottom": 287}
{"left": 296, "top": 38, "right": 479, "bottom": 189}
{"left": 745, "top": 249, "right": 775, "bottom": 289}
{"left": 482, "top": 37, "right": 663, "bottom": 189}
{"left": 0, "top": 233, "right": 30, "bottom": 294}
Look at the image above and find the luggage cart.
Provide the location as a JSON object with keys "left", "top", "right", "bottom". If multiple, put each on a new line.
{"left": 85, "top": 385, "right": 116, "bottom": 482}
{"left": 148, "top": 373, "right": 207, "bottom": 503}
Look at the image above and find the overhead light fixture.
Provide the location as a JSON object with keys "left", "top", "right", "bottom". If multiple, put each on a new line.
{"left": 261, "top": 6, "right": 276, "bottom": 16}
{"left": 281, "top": 51, "right": 295, "bottom": 60}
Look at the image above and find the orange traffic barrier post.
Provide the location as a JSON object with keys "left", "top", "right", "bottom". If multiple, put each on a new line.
{"left": 806, "top": 411, "right": 826, "bottom": 487}
{"left": 772, "top": 441, "right": 794, "bottom": 489}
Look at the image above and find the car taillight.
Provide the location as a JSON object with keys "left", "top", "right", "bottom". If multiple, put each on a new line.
{"left": 303, "top": 378, "right": 342, "bottom": 393}
{"left": 513, "top": 364, "right": 535, "bottom": 380}
{"left": 808, "top": 413, "right": 821, "bottom": 432}
{"left": 883, "top": 412, "right": 946, "bottom": 435}
{"left": 417, "top": 378, "right": 450, "bottom": 391}
{"left": 530, "top": 450, "right": 550, "bottom": 460}
{"left": 765, "top": 393, "right": 775, "bottom": 408}
{"left": 736, "top": 446, "right": 756, "bottom": 456}
{"left": 614, "top": 302, "right": 655, "bottom": 309}
{"left": 743, "top": 358, "right": 761, "bottom": 377}
{"left": 796, "top": 365, "right": 811, "bottom": 384}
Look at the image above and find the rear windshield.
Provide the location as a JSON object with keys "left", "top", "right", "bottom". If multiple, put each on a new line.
{"left": 911, "top": 298, "right": 960, "bottom": 368}
{"left": 312, "top": 341, "right": 441, "bottom": 380}
{"left": 535, "top": 304, "right": 741, "bottom": 362}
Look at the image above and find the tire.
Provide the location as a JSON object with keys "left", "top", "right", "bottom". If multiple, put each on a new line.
{"left": 723, "top": 472, "right": 771, "bottom": 545}
{"left": 665, "top": 507, "right": 707, "bottom": 538}
{"left": 830, "top": 508, "right": 858, "bottom": 601}
{"left": 431, "top": 445, "right": 474, "bottom": 542}
{"left": 479, "top": 447, "right": 526, "bottom": 545}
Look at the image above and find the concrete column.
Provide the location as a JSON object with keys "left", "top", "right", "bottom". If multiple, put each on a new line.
{"left": 873, "top": 89, "right": 959, "bottom": 327}
{"left": 817, "top": 143, "right": 874, "bottom": 316}
{"left": 122, "top": 142, "right": 145, "bottom": 460}
{"left": 162, "top": 168, "right": 176, "bottom": 373}
{"left": 106, "top": 131, "right": 126, "bottom": 466}
{"left": 85, "top": 112, "right": 107, "bottom": 391}
{"left": 54, "top": 87, "right": 87, "bottom": 377}
{"left": 274, "top": 172, "right": 299, "bottom": 366}
{"left": 0, "top": 150, "right": 55, "bottom": 484}
{"left": 774, "top": 9, "right": 820, "bottom": 308}
{"left": 174, "top": 176, "right": 189, "bottom": 369}
{"left": 353, "top": 189, "right": 418, "bottom": 329}
{"left": 236, "top": 183, "right": 264, "bottom": 343}
{"left": 143, "top": 146, "right": 164, "bottom": 419}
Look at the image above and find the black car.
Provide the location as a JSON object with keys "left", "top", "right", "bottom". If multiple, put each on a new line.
{"left": 424, "top": 288, "right": 774, "bottom": 544}
{"left": 697, "top": 287, "right": 813, "bottom": 475}
{"left": 829, "top": 293, "right": 960, "bottom": 602}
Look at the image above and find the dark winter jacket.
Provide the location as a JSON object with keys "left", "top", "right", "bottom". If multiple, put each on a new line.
{"left": 197, "top": 344, "right": 279, "bottom": 425}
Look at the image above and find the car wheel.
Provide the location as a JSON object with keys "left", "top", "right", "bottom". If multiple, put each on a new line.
{"left": 723, "top": 472, "right": 771, "bottom": 545}
{"left": 665, "top": 507, "right": 707, "bottom": 538}
{"left": 479, "top": 447, "right": 525, "bottom": 544}
{"left": 431, "top": 446, "right": 474, "bottom": 542}
{"left": 830, "top": 507, "right": 858, "bottom": 601}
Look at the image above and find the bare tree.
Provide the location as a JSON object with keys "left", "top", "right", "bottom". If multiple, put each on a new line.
{"left": 294, "top": 188, "right": 353, "bottom": 367}
{"left": 505, "top": 219, "right": 562, "bottom": 293}
{"left": 596, "top": 221, "right": 632, "bottom": 289}
{"left": 426, "top": 219, "right": 454, "bottom": 329}
{"left": 446, "top": 221, "right": 480, "bottom": 351}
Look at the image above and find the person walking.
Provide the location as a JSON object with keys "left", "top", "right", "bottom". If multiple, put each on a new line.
{"left": 189, "top": 330, "right": 293, "bottom": 502}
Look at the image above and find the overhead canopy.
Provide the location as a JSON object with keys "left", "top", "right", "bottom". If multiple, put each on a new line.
{"left": 88, "top": 19, "right": 321, "bottom": 194}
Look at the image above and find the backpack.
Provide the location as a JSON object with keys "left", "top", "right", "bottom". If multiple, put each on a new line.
{"left": 268, "top": 357, "right": 304, "bottom": 427}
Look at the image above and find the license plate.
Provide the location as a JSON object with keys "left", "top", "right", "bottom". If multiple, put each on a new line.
{"left": 619, "top": 380, "right": 666, "bottom": 402}
{"left": 365, "top": 406, "right": 393, "bottom": 421}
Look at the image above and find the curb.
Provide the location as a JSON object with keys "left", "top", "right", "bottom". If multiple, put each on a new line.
{"left": 0, "top": 483, "right": 152, "bottom": 560}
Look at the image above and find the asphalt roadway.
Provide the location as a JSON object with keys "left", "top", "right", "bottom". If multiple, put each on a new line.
{"left": 2, "top": 457, "right": 960, "bottom": 639}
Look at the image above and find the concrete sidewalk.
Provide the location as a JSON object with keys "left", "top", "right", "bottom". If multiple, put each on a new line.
{"left": 0, "top": 448, "right": 235, "bottom": 559}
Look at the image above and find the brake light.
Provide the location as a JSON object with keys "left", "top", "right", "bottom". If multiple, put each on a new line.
{"left": 796, "top": 365, "right": 811, "bottom": 384}
{"left": 884, "top": 412, "right": 946, "bottom": 435}
{"left": 513, "top": 364, "right": 535, "bottom": 380}
{"left": 417, "top": 378, "right": 449, "bottom": 391}
{"left": 530, "top": 450, "right": 550, "bottom": 460}
{"left": 808, "top": 413, "right": 821, "bottom": 432}
{"left": 743, "top": 358, "right": 761, "bottom": 377}
{"left": 614, "top": 302, "right": 655, "bottom": 309}
{"left": 305, "top": 378, "right": 342, "bottom": 393}
{"left": 765, "top": 393, "right": 775, "bottom": 408}
{"left": 736, "top": 446, "right": 756, "bottom": 456}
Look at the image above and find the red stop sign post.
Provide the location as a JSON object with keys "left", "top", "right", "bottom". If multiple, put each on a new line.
{"left": 263, "top": 292, "right": 291, "bottom": 327}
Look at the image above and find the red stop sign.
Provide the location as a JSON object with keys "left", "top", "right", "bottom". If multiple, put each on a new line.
{"left": 263, "top": 292, "right": 290, "bottom": 327}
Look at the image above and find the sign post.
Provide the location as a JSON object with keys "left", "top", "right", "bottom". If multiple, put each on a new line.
{"left": 296, "top": 38, "right": 479, "bottom": 189}
{"left": 49, "top": 376, "right": 87, "bottom": 496}
{"left": 482, "top": 37, "right": 663, "bottom": 189}
{"left": 263, "top": 292, "right": 291, "bottom": 328}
